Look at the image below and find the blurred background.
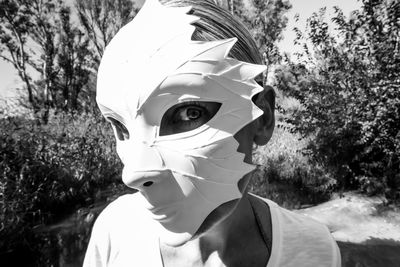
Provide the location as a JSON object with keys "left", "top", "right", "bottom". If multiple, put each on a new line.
{"left": 0, "top": 0, "right": 399, "bottom": 266}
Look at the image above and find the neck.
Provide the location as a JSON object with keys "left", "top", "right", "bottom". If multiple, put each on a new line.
{"left": 199, "top": 195, "right": 262, "bottom": 255}
{"left": 200, "top": 195, "right": 253, "bottom": 243}
{"left": 160, "top": 194, "right": 269, "bottom": 266}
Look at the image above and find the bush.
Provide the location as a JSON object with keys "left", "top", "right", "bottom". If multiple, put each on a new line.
{"left": 0, "top": 111, "right": 123, "bottom": 253}
{"left": 249, "top": 119, "right": 336, "bottom": 209}
{"left": 274, "top": 0, "right": 400, "bottom": 200}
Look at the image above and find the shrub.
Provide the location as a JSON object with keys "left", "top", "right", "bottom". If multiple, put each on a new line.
{"left": 274, "top": 0, "right": 400, "bottom": 200}
{"left": 249, "top": 119, "right": 336, "bottom": 209}
{"left": 0, "top": 111, "right": 123, "bottom": 253}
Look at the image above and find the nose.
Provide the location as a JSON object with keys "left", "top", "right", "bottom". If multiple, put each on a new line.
{"left": 122, "top": 169, "right": 170, "bottom": 191}
{"left": 118, "top": 140, "right": 166, "bottom": 190}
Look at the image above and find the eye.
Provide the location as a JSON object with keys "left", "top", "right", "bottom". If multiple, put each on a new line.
{"left": 107, "top": 117, "right": 130, "bottom": 141}
{"left": 176, "top": 107, "right": 202, "bottom": 121}
{"left": 159, "top": 101, "right": 221, "bottom": 136}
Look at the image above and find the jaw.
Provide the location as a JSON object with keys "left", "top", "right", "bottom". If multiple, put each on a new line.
{"left": 157, "top": 199, "right": 240, "bottom": 248}
{"left": 158, "top": 195, "right": 252, "bottom": 258}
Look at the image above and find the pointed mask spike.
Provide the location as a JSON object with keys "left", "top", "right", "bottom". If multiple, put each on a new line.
{"left": 193, "top": 38, "right": 237, "bottom": 61}
{"left": 219, "top": 60, "right": 267, "bottom": 81}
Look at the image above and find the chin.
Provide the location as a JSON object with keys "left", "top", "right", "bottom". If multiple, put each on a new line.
{"left": 157, "top": 198, "right": 242, "bottom": 247}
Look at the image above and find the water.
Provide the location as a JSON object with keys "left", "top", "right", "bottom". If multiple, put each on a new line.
{"left": 1, "top": 214, "right": 92, "bottom": 267}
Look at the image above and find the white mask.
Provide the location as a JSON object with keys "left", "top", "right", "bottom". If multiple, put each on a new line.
{"left": 96, "top": 0, "right": 266, "bottom": 246}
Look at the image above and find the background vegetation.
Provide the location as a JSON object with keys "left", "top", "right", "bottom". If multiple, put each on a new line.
{"left": 0, "top": 0, "right": 399, "bottom": 265}
{"left": 0, "top": 112, "right": 124, "bottom": 258}
{"left": 274, "top": 0, "right": 400, "bottom": 200}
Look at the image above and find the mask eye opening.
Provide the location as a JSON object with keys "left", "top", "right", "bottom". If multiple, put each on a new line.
{"left": 159, "top": 101, "right": 221, "bottom": 136}
{"left": 107, "top": 117, "right": 130, "bottom": 141}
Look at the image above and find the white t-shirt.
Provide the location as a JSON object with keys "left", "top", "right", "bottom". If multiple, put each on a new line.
{"left": 83, "top": 193, "right": 341, "bottom": 267}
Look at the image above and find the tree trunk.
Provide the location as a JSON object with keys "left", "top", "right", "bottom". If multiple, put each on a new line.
{"left": 23, "top": 72, "right": 34, "bottom": 106}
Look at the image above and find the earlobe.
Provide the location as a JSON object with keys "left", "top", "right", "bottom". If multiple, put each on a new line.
{"left": 253, "top": 85, "right": 275, "bottom": 146}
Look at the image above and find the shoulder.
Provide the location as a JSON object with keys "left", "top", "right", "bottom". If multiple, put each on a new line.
{"left": 91, "top": 193, "right": 156, "bottom": 241}
{"left": 83, "top": 193, "right": 159, "bottom": 267}
{"left": 249, "top": 194, "right": 341, "bottom": 267}
{"left": 95, "top": 193, "right": 146, "bottom": 226}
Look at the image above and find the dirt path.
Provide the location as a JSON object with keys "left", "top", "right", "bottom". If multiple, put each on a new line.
{"left": 298, "top": 192, "right": 400, "bottom": 266}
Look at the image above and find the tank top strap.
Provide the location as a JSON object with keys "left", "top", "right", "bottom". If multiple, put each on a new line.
{"left": 248, "top": 194, "right": 273, "bottom": 254}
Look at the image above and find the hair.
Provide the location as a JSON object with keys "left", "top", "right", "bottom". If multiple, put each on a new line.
{"left": 160, "top": 0, "right": 275, "bottom": 132}
{"left": 159, "top": 0, "right": 275, "bottom": 192}
{"left": 159, "top": 0, "right": 263, "bottom": 66}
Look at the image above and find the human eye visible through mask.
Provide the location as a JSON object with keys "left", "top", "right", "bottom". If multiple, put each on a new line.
{"left": 159, "top": 101, "right": 221, "bottom": 136}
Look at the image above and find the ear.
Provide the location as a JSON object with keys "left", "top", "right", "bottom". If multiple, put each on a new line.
{"left": 253, "top": 85, "right": 275, "bottom": 146}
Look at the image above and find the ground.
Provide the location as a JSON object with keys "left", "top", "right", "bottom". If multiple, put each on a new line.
{"left": 298, "top": 192, "right": 400, "bottom": 267}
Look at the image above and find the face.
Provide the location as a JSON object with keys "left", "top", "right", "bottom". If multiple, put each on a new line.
{"left": 98, "top": 71, "right": 263, "bottom": 245}
{"left": 96, "top": 0, "right": 267, "bottom": 247}
{"left": 104, "top": 98, "right": 256, "bottom": 244}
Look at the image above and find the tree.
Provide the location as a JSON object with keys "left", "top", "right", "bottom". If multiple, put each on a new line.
{"left": 0, "top": 0, "right": 94, "bottom": 116}
{"left": 232, "top": 0, "right": 292, "bottom": 80}
{"left": 0, "top": 0, "right": 36, "bottom": 107}
{"left": 275, "top": 0, "right": 400, "bottom": 199}
{"left": 57, "top": 6, "right": 92, "bottom": 111}
{"left": 212, "top": 0, "right": 292, "bottom": 79}
{"left": 29, "top": 0, "right": 61, "bottom": 112}
{"left": 75, "top": 0, "right": 138, "bottom": 68}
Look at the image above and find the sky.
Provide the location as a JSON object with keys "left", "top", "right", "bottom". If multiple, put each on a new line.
{"left": 0, "top": 0, "right": 361, "bottom": 101}
{"left": 279, "top": 0, "right": 361, "bottom": 54}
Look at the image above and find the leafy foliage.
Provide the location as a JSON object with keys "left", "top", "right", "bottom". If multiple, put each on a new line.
{"left": 0, "top": 0, "right": 94, "bottom": 114}
{"left": 0, "top": 112, "right": 124, "bottom": 253}
{"left": 250, "top": 119, "right": 336, "bottom": 209}
{"left": 275, "top": 0, "right": 400, "bottom": 200}
{"left": 214, "top": 0, "right": 291, "bottom": 79}
{"left": 75, "top": 0, "right": 138, "bottom": 68}
{"left": 0, "top": 0, "right": 137, "bottom": 116}
{"left": 231, "top": 0, "right": 292, "bottom": 78}
{"left": 0, "top": 0, "right": 36, "bottom": 105}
